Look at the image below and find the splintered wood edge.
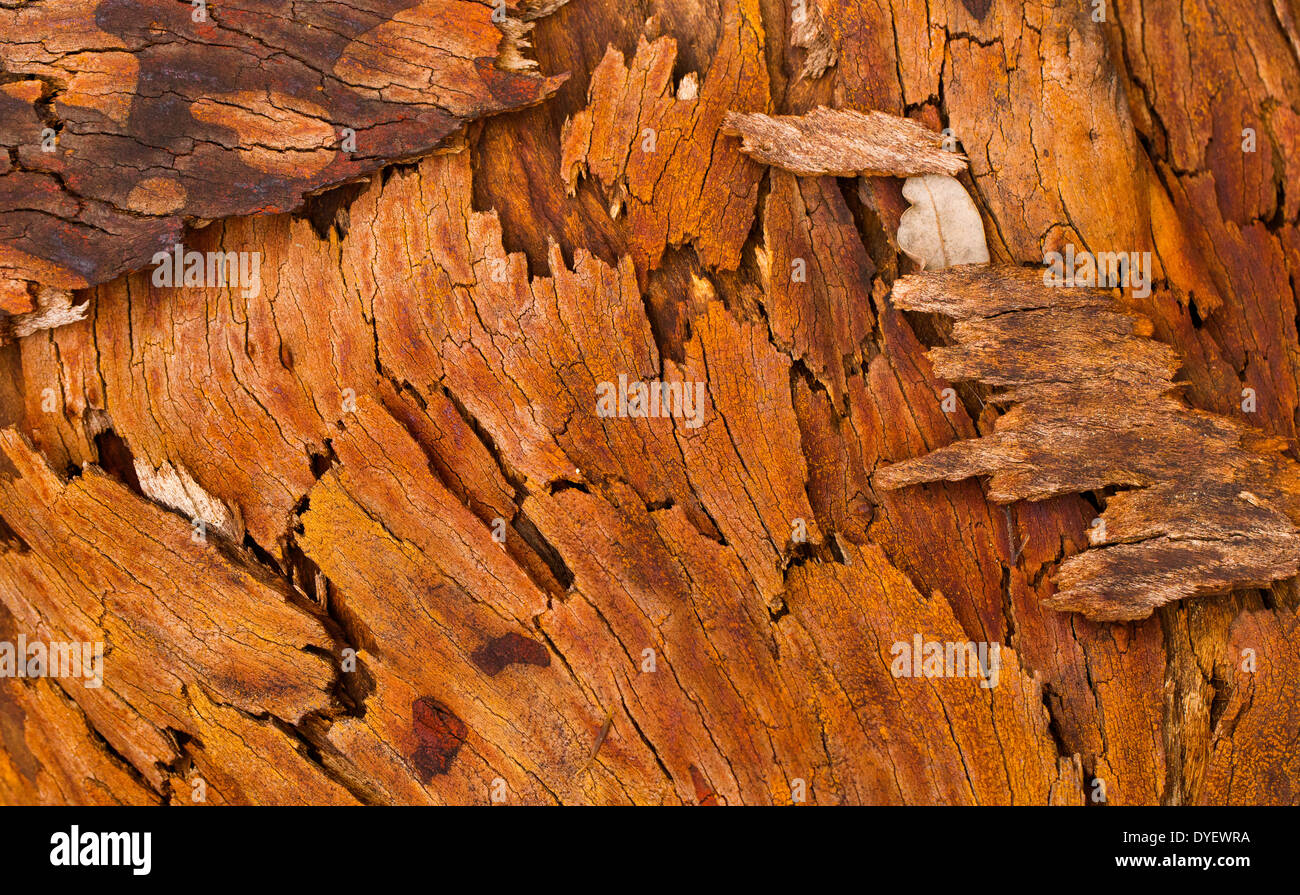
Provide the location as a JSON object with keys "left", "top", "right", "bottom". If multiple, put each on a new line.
{"left": 721, "top": 107, "right": 968, "bottom": 178}
{"left": 875, "top": 265, "right": 1300, "bottom": 621}
{"left": 0, "top": 0, "right": 571, "bottom": 309}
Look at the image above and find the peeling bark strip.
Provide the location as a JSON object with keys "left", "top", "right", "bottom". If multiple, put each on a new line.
{"left": 721, "top": 107, "right": 967, "bottom": 177}
{"left": 877, "top": 266, "right": 1300, "bottom": 622}
{"left": 0, "top": 0, "right": 567, "bottom": 301}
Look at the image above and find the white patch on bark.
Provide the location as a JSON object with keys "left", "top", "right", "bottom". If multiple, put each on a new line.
{"left": 896, "top": 174, "right": 990, "bottom": 270}
{"left": 10, "top": 287, "right": 88, "bottom": 339}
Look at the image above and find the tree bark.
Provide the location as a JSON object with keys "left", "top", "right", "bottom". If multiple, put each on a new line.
{"left": 1, "top": 0, "right": 1298, "bottom": 805}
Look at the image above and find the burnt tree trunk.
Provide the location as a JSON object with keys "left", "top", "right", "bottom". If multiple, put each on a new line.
{"left": 1, "top": 0, "right": 1298, "bottom": 805}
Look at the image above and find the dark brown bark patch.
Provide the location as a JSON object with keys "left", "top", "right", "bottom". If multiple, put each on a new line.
{"left": 411, "top": 697, "right": 469, "bottom": 780}
{"left": 0, "top": 0, "right": 568, "bottom": 300}
{"left": 471, "top": 632, "right": 552, "bottom": 676}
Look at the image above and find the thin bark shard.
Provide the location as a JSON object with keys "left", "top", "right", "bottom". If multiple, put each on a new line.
{"left": 721, "top": 107, "right": 967, "bottom": 177}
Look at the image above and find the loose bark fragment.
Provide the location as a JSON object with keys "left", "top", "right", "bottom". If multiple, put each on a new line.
{"left": 2, "top": 287, "right": 84, "bottom": 343}
{"left": 0, "top": 0, "right": 568, "bottom": 302}
{"left": 877, "top": 265, "right": 1300, "bottom": 621}
{"left": 722, "top": 107, "right": 967, "bottom": 178}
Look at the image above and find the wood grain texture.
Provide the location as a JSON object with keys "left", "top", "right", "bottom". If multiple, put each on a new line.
{"left": 559, "top": 0, "right": 767, "bottom": 274}
{"left": 1, "top": 0, "right": 1298, "bottom": 805}
{"left": 0, "top": 0, "right": 568, "bottom": 310}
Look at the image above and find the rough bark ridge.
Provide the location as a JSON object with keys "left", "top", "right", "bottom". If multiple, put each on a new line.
{"left": 877, "top": 266, "right": 1300, "bottom": 622}
{"left": 0, "top": 0, "right": 1297, "bottom": 805}
{"left": 0, "top": 0, "right": 567, "bottom": 325}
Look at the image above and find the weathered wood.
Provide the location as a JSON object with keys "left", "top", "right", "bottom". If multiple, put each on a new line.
{"left": 0, "top": 429, "right": 352, "bottom": 803}
{"left": 722, "top": 107, "right": 968, "bottom": 177}
{"left": 1, "top": 0, "right": 1298, "bottom": 806}
{"left": 0, "top": 0, "right": 568, "bottom": 311}
{"left": 559, "top": 0, "right": 768, "bottom": 274}
{"left": 878, "top": 265, "right": 1300, "bottom": 621}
